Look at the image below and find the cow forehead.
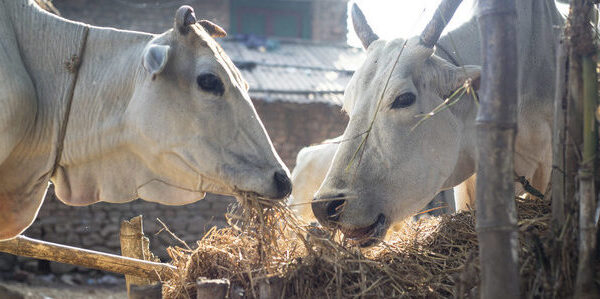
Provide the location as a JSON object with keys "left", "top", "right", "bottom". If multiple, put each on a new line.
{"left": 342, "top": 37, "right": 432, "bottom": 114}
{"left": 184, "top": 24, "right": 248, "bottom": 90}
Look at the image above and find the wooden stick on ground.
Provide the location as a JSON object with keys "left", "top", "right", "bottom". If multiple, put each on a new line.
{"left": 0, "top": 235, "right": 175, "bottom": 281}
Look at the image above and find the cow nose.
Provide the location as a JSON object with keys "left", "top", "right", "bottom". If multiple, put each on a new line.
{"left": 312, "top": 194, "right": 346, "bottom": 226}
{"left": 273, "top": 170, "right": 292, "bottom": 199}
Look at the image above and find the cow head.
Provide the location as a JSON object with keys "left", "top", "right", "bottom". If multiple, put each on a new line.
{"left": 54, "top": 6, "right": 291, "bottom": 206}
{"left": 312, "top": 4, "right": 479, "bottom": 247}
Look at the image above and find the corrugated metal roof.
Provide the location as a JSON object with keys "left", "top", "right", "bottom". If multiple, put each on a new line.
{"left": 219, "top": 38, "right": 365, "bottom": 104}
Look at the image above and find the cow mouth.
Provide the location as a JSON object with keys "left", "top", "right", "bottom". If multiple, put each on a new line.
{"left": 342, "top": 214, "right": 388, "bottom": 247}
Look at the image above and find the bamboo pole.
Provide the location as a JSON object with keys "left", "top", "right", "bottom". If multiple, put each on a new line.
{"left": 552, "top": 42, "right": 568, "bottom": 227}
{"left": 575, "top": 54, "right": 599, "bottom": 298}
{"left": 0, "top": 235, "right": 175, "bottom": 281}
{"left": 475, "top": 0, "right": 520, "bottom": 298}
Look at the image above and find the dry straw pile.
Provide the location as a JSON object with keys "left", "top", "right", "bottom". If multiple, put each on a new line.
{"left": 162, "top": 194, "right": 590, "bottom": 298}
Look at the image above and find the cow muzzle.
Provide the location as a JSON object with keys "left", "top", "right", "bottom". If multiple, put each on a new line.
{"left": 312, "top": 194, "right": 388, "bottom": 247}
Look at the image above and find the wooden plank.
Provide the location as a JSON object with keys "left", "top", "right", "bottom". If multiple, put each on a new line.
{"left": 0, "top": 235, "right": 175, "bottom": 280}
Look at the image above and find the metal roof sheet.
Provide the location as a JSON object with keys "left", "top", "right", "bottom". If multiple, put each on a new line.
{"left": 219, "top": 39, "right": 365, "bottom": 104}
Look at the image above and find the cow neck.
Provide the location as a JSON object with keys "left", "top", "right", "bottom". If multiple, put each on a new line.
{"left": 50, "top": 25, "right": 90, "bottom": 178}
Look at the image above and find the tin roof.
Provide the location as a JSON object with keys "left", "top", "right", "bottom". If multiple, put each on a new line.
{"left": 220, "top": 37, "right": 365, "bottom": 105}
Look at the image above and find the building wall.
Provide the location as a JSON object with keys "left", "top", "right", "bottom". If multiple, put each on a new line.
{"left": 311, "top": 0, "right": 348, "bottom": 42}
{"left": 53, "top": 0, "right": 348, "bottom": 43}
{"left": 254, "top": 99, "right": 348, "bottom": 169}
{"left": 53, "top": 0, "right": 231, "bottom": 34}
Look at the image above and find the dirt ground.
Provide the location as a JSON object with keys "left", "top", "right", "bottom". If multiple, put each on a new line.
{"left": 0, "top": 281, "right": 127, "bottom": 299}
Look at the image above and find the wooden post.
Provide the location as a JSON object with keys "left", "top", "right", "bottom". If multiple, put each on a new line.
{"left": 565, "top": 0, "right": 599, "bottom": 297}
{"left": 196, "top": 278, "right": 230, "bottom": 299}
{"left": 258, "top": 276, "right": 284, "bottom": 299}
{"left": 0, "top": 235, "right": 175, "bottom": 280}
{"left": 552, "top": 42, "right": 568, "bottom": 227}
{"left": 475, "top": 0, "right": 520, "bottom": 298}
{"left": 575, "top": 37, "right": 599, "bottom": 299}
{"left": 120, "top": 215, "right": 161, "bottom": 298}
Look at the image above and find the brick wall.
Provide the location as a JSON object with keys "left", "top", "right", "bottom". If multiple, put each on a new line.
{"left": 311, "top": 0, "right": 348, "bottom": 42}
{"left": 254, "top": 99, "right": 348, "bottom": 169}
{"left": 53, "top": 0, "right": 231, "bottom": 34}
{"left": 54, "top": 0, "right": 348, "bottom": 43}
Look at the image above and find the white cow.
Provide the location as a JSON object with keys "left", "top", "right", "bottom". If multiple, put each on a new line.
{"left": 312, "top": 0, "right": 564, "bottom": 247}
{"left": 290, "top": 136, "right": 457, "bottom": 223}
{"left": 289, "top": 137, "right": 341, "bottom": 222}
{"left": 0, "top": 1, "right": 291, "bottom": 240}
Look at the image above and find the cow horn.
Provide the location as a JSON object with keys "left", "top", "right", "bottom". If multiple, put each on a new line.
{"left": 198, "top": 20, "right": 227, "bottom": 38}
{"left": 175, "top": 5, "right": 197, "bottom": 34}
{"left": 352, "top": 3, "right": 379, "bottom": 49}
{"left": 419, "top": 0, "right": 463, "bottom": 48}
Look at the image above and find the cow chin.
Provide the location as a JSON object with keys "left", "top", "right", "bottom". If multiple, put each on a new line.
{"left": 342, "top": 213, "right": 389, "bottom": 247}
{"left": 137, "top": 179, "right": 208, "bottom": 205}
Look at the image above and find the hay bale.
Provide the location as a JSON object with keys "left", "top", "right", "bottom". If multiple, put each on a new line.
{"left": 162, "top": 195, "right": 592, "bottom": 298}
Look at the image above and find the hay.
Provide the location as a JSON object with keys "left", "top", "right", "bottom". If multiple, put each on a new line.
{"left": 162, "top": 195, "right": 589, "bottom": 298}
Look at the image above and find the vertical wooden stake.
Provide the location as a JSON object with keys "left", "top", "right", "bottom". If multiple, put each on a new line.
{"left": 552, "top": 42, "right": 568, "bottom": 227}
{"left": 120, "top": 215, "right": 160, "bottom": 298}
{"left": 475, "top": 0, "right": 520, "bottom": 298}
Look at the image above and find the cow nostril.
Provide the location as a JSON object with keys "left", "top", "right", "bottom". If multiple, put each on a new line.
{"left": 273, "top": 170, "right": 292, "bottom": 199}
{"left": 326, "top": 199, "right": 346, "bottom": 222}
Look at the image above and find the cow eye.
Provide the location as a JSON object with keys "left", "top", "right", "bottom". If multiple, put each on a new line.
{"left": 391, "top": 92, "right": 416, "bottom": 109}
{"left": 196, "top": 73, "right": 224, "bottom": 96}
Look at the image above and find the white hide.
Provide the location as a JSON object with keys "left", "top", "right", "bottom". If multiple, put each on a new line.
{"left": 0, "top": 0, "right": 290, "bottom": 240}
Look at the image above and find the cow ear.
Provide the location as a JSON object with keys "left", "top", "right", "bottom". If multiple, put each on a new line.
{"left": 452, "top": 65, "right": 481, "bottom": 92}
{"left": 142, "top": 44, "right": 170, "bottom": 79}
{"left": 198, "top": 20, "right": 227, "bottom": 38}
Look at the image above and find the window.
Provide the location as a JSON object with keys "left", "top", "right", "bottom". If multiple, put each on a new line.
{"left": 231, "top": 0, "right": 312, "bottom": 39}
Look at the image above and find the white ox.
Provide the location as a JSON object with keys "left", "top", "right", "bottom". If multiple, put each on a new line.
{"left": 312, "top": 0, "right": 564, "bottom": 247}
{"left": 0, "top": 1, "right": 291, "bottom": 240}
{"left": 288, "top": 137, "right": 341, "bottom": 222}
